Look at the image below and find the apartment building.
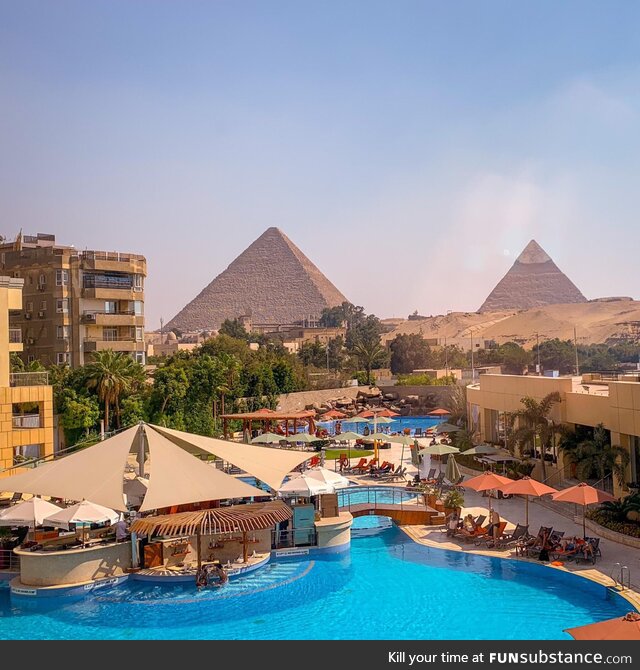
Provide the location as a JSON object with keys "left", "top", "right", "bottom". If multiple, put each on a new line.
{"left": 0, "top": 233, "right": 146, "bottom": 367}
{"left": 0, "top": 275, "right": 54, "bottom": 473}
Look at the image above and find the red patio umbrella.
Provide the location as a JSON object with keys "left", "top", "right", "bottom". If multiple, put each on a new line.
{"left": 321, "top": 409, "right": 347, "bottom": 420}
{"left": 551, "top": 482, "right": 615, "bottom": 538}
{"left": 565, "top": 612, "right": 640, "bottom": 640}
{"left": 461, "top": 471, "right": 514, "bottom": 512}
{"left": 427, "top": 408, "right": 450, "bottom": 416}
{"left": 499, "top": 476, "right": 557, "bottom": 526}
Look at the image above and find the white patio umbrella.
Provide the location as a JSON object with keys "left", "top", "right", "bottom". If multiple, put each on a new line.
{"left": 44, "top": 500, "right": 120, "bottom": 531}
{"left": 304, "top": 467, "right": 351, "bottom": 489}
{"left": 341, "top": 417, "right": 370, "bottom": 434}
{"left": 420, "top": 443, "right": 460, "bottom": 473}
{"left": 277, "top": 474, "right": 335, "bottom": 496}
{"left": 0, "top": 497, "right": 62, "bottom": 529}
{"left": 250, "top": 432, "right": 283, "bottom": 444}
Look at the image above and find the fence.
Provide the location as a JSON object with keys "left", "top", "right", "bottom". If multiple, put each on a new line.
{"left": 9, "top": 372, "right": 49, "bottom": 387}
{"left": 0, "top": 548, "right": 20, "bottom": 572}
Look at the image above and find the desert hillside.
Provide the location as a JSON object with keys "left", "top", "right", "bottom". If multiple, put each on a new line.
{"left": 381, "top": 298, "right": 640, "bottom": 349}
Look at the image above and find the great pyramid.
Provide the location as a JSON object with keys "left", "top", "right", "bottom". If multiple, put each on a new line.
{"left": 166, "top": 227, "right": 349, "bottom": 332}
{"left": 478, "top": 240, "right": 587, "bottom": 312}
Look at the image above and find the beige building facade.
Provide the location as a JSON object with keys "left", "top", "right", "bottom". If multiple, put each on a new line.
{"left": 0, "top": 276, "right": 54, "bottom": 474}
{"left": 467, "top": 373, "right": 640, "bottom": 496}
{"left": 0, "top": 233, "right": 146, "bottom": 367}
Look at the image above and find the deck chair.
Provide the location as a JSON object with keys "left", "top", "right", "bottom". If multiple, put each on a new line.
{"left": 575, "top": 537, "right": 601, "bottom": 564}
{"left": 424, "top": 468, "right": 437, "bottom": 482}
{"left": 519, "top": 526, "right": 553, "bottom": 557}
{"left": 348, "top": 458, "right": 368, "bottom": 474}
{"left": 414, "top": 428, "right": 423, "bottom": 437}
{"left": 494, "top": 523, "right": 529, "bottom": 550}
{"left": 529, "top": 530, "right": 564, "bottom": 559}
{"left": 0, "top": 492, "right": 22, "bottom": 507}
{"left": 454, "top": 515, "right": 487, "bottom": 541}
{"left": 475, "top": 521, "right": 508, "bottom": 547}
{"left": 550, "top": 537, "right": 581, "bottom": 562}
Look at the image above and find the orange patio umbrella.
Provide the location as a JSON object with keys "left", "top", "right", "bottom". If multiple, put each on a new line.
{"left": 499, "top": 476, "right": 557, "bottom": 526}
{"left": 427, "top": 408, "right": 450, "bottom": 416}
{"left": 551, "top": 482, "right": 615, "bottom": 538}
{"left": 321, "top": 409, "right": 347, "bottom": 420}
{"left": 357, "top": 409, "right": 399, "bottom": 418}
{"left": 461, "top": 471, "right": 514, "bottom": 512}
{"left": 565, "top": 612, "right": 640, "bottom": 640}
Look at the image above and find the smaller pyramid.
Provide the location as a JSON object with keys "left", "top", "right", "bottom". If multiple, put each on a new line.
{"left": 478, "top": 240, "right": 587, "bottom": 313}
{"left": 166, "top": 228, "right": 348, "bottom": 332}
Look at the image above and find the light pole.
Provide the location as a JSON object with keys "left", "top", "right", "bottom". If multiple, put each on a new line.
{"left": 536, "top": 332, "right": 541, "bottom": 375}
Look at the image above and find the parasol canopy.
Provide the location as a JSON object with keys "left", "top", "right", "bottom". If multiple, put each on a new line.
{"left": 282, "top": 433, "right": 319, "bottom": 444}
{"left": 462, "top": 471, "right": 514, "bottom": 492}
{"left": 303, "top": 468, "right": 351, "bottom": 489}
{"left": 420, "top": 443, "right": 460, "bottom": 457}
{"left": 43, "top": 500, "right": 120, "bottom": 530}
{"left": 250, "top": 432, "right": 283, "bottom": 444}
{"left": 463, "top": 444, "right": 500, "bottom": 456}
{"left": 341, "top": 417, "right": 370, "bottom": 425}
{"left": 0, "top": 497, "right": 62, "bottom": 528}
{"left": 551, "top": 482, "right": 615, "bottom": 537}
{"left": 320, "top": 409, "right": 347, "bottom": 420}
{"left": 445, "top": 455, "right": 461, "bottom": 484}
{"left": 499, "top": 476, "right": 557, "bottom": 526}
{"left": 427, "top": 408, "right": 450, "bottom": 416}
{"left": 435, "top": 422, "right": 462, "bottom": 434}
{"left": 332, "top": 431, "right": 361, "bottom": 442}
{"left": 565, "top": 612, "right": 640, "bottom": 640}
{"left": 278, "top": 475, "right": 335, "bottom": 496}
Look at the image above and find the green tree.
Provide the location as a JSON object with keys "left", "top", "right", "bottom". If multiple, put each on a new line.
{"left": 389, "top": 334, "right": 432, "bottom": 374}
{"left": 219, "top": 318, "right": 249, "bottom": 341}
{"left": 560, "top": 423, "right": 630, "bottom": 486}
{"left": 151, "top": 365, "right": 189, "bottom": 416}
{"left": 326, "top": 336, "right": 346, "bottom": 372}
{"left": 85, "top": 351, "right": 144, "bottom": 430}
{"left": 533, "top": 339, "right": 576, "bottom": 374}
{"left": 510, "top": 392, "right": 562, "bottom": 479}
{"left": 319, "top": 302, "right": 365, "bottom": 328}
{"left": 58, "top": 389, "right": 100, "bottom": 444}
{"left": 298, "top": 341, "right": 327, "bottom": 368}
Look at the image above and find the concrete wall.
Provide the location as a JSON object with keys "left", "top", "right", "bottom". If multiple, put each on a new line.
{"left": 314, "top": 512, "right": 352, "bottom": 549}
{"left": 18, "top": 542, "right": 132, "bottom": 586}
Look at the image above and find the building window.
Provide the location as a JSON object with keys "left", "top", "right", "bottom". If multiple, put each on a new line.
{"left": 133, "top": 274, "right": 143, "bottom": 291}
{"left": 56, "top": 352, "right": 70, "bottom": 365}
{"left": 135, "top": 327, "right": 143, "bottom": 341}
{"left": 134, "top": 300, "right": 143, "bottom": 315}
{"left": 26, "top": 301, "right": 33, "bottom": 312}
{"left": 56, "top": 325, "right": 70, "bottom": 339}
{"left": 56, "top": 298, "right": 69, "bottom": 313}
{"left": 27, "top": 355, "right": 35, "bottom": 364}
{"left": 133, "top": 352, "right": 145, "bottom": 365}
{"left": 56, "top": 269, "right": 69, "bottom": 286}
{"left": 40, "top": 300, "right": 47, "bottom": 311}
{"left": 104, "top": 301, "right": 117, "bottom": 314}
{"left": 103, "top": 327, "right": 118, "bottom": 341}
{"left": 13, "top": 444, "right": 42, "bottom": 465}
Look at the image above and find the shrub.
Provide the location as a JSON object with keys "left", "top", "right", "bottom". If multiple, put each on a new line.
{"left": 586, "top": 510, "right": 640, "bottom": 538}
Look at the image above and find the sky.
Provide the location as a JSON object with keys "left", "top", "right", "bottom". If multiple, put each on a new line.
{"left": 1, "top": 1, "right": 639, "bottom": 329}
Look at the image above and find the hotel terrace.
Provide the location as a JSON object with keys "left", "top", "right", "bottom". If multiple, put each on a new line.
{"left": 467, "top": 372, "right": 640, "bottom": 496}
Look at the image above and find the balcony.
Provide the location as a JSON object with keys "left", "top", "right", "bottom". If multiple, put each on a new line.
{"left": 9, "top": 329, "right": 22, "bottom": 344}
{"left": 12, "top": 414, "right": 41, "bottom": 429}
{"left": 80, "top": 250, "right": 146, "bottom": 274}
{"left": 84, "top": 337, "right": 144, "bottom": 353}
{"left": 82, "top": 310, "right": 140, "bottom": 326}
{"left": 9, "top": 372, "right": 49, "bottom": 387}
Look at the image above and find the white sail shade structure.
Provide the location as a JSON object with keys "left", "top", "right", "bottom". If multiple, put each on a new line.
{"left": 151, "top": 424, "right": 312, "bottom": 491}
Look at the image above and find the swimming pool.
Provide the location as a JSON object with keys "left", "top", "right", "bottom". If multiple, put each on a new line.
{"left": 0, "top": 529, "right": 631, "bottom": 639}
{"left": 337, "top": 486, "right": 420, "bottom": 507}
{"left": 318, "top": 415, "right": 442, "bottom": 435}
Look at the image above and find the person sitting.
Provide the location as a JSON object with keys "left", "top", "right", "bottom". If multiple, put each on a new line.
{"left": 456, "top": 514, "right": 478, "bottom": 537}
{"left": 445, "top": 511, "right": 461, "bottom": 537}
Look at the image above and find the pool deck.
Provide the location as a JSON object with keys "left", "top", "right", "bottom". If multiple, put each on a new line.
{"left": 398, "top": 487, "right": 640, "bottom": 611}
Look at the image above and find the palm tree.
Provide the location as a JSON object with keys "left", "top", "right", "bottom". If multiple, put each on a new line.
{"left": 445, "top": 384, "right": 468, "bottom": 428}
{"left": 563, "top": 423, "right": 630, "bottom": 486}
{"left": 85, "top": 351, "right": 143, "bottom": 430}
{"left": 510, "top": 392, "right": 562, "bottom": 480}
{"left": 351, "top": 339, "right": 387, "bottom": 385}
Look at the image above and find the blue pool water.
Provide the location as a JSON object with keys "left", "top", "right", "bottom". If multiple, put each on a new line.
{"left": 338, "top": 486, "right": 420, "bottom": 507}
{"left": 318, "top": 415, "right": 442, "bottom": 435}
{"left": 351, "top": 515, "right": 393, "bottom": 530}
{"left": 0, "top": 529, "right": 631, "bottom": 640}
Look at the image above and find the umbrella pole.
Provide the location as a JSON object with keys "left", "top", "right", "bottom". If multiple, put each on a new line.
{"left": 583, "top": 510, "right": 586, "bottom": 540}
{"left": 525, "top": 496, "right": 529, "bottom": 528}
{"left": 242, "top": 531, "right": 248, "bottom": 564}
{"left": 196, "top": 529, "right": 202, "bottom": 571}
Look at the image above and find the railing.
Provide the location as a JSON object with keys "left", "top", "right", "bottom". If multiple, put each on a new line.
{"left": 9, "top": 328, "right": 22, "bottom": 344}
{"left": 590, "top": 474, "right": 614, "bottom": 495}
{"left": 609, "top": 562, "right": 631, "bottom": 591}
{"left": 83, "top": 277, "right": 133, "bottom": 290}
{"left": 337, "top": 485, "right": 428, "bottom": 511}
{"left": 0, "top": 548, "right": 20, "bottom": 572}
{"left": 12, "top": 414, "right": 41, "bottom": 429}
{"left": 85, "top": 335, "right": 139, "bottom": 342}
{"left": 83, "top": 309, "right": 135, "bottom": 318}
{"left": 583, "top": 371, "right": 640, "bottom": 383}
{"left": 9, "top": 372, "right": 49, "bottom": 387}
{"left": 81, "top": 250, "right": 145, "bottom": 263}
{"left": 271, "top": 528, "right": 318, "bottom": 549}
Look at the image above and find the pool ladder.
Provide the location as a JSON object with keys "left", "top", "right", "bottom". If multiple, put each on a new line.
{"left": 609, "top": 562, "right": 631, "bottom": 591}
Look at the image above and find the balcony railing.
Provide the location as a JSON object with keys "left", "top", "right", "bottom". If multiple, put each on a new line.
{"left": 84, "top": 335, "right": 139, "bottom": 342}
{"left": 83, "top": 277, "right": 133, "bottom": 290}
{"left": 12, "top": 414, "right": 41, "bottom": 429}
{"left": 9, "top": 329, "right": 22, "bottom": 344}
{"left": 9, "top": 372, "right": 49, "bottom": 387}
{"left": 83, "top": 309, "right": 135, "bottom": 317}
{"left": 81, "top": 250, "right": 145, "bottom": 262}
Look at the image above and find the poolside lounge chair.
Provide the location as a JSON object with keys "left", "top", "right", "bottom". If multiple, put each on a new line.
{"left": 414, "top": 428, "right": 422, "bottom": 437}
{"left": 517, "top": 526, "right": 553, "bottom": 557}
{"left": 475, "top": 521, "right": 507, "bottom": 547}
{"left": 493, "top": 523, "right": 529, "bottom": 550}
{"left": 454, "top": 515, "right": 487, "bottom": 542}
{"left": 308, "top": 456, "right": 321, "bottom": 468}
{"left": 378, "top": 466, "right": 407, "bottom": 482}
{"left": 424, "top": 468, "right": 437, "bottom": 482}
{"left": 369, "top": 462, "right": 393, "bottom": 477}
{"left": 528, "top": 530, "right": 564, "bottom": 559}
{"left": 575, "top": 537, "right": 601, "bottom": 564}
{"left": 0, "top": 492, "right": 22, "bottom": 507}
{"left": 550, "top": 537, "right": 581, "bottom": 562}
{"left": 348, "top": 458, "right": 368, "bottom": 474}
{"left": 441, "top": 475, "right": 465, "bottom": 492}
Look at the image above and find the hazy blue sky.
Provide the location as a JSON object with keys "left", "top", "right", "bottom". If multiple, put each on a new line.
{"left": 2, "top": 1, "right": 639, "bottom": 328}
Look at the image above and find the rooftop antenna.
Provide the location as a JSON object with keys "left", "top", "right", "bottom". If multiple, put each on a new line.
{"left": 574, "top": 326, "right": 580, "bottom": 376}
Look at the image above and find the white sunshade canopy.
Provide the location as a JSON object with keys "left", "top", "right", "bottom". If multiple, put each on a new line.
{"left": 303, "top": 467, "right": 351, "bottom": 489}
{"left": 278, "top": 475, "right": 335, "bottom": 496}
{"left": 0, "top": 425, "right": 139, "bottom": 511}
{"left": 152, "top": 424, "right": 312, "bottom": 491}
{"left": 43, "top": 500, "right": 121, "bottom": 530}
{"left": 139, "top": 427, "right": 265, "bottom": 511}
{"left": 0, "top": 497, "right": 63, "bottom": 527}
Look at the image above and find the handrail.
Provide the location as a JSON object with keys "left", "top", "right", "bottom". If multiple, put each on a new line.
{"left": 620, "top": 565, "right": 631, "bottom": 591}
{"left": 337, "top": 485, "right": 426, "bottom": 512}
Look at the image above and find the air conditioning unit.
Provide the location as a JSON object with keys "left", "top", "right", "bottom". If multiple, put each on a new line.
{"left": 84, "top": 313, "right": 96, "bottom": 322}
{"left": 37, "top": 311, "right": 46, "bottom": 318}
{"left": 24, "top": 312, "right": 32, "bottom": 320}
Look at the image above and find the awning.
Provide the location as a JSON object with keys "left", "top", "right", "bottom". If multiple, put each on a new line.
{"left": 0, "top": 425, "right": 139, "bottom": 511}
{"left": 140, "top": 426, "right": 264, "bottom": 511}
{"left": 151, "top": 424, "right": 311, "bottom": 491}
{"left": 130, "top": 500, "right": 292, "bottom": 537}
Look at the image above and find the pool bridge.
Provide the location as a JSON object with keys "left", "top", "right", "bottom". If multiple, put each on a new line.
{"left": 338, "top": 486, "right": 443, "bottom": 526}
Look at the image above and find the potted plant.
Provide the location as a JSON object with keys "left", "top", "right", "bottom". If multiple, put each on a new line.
{"left": 443, "top": 490, "right": 465, "bottom": 517}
